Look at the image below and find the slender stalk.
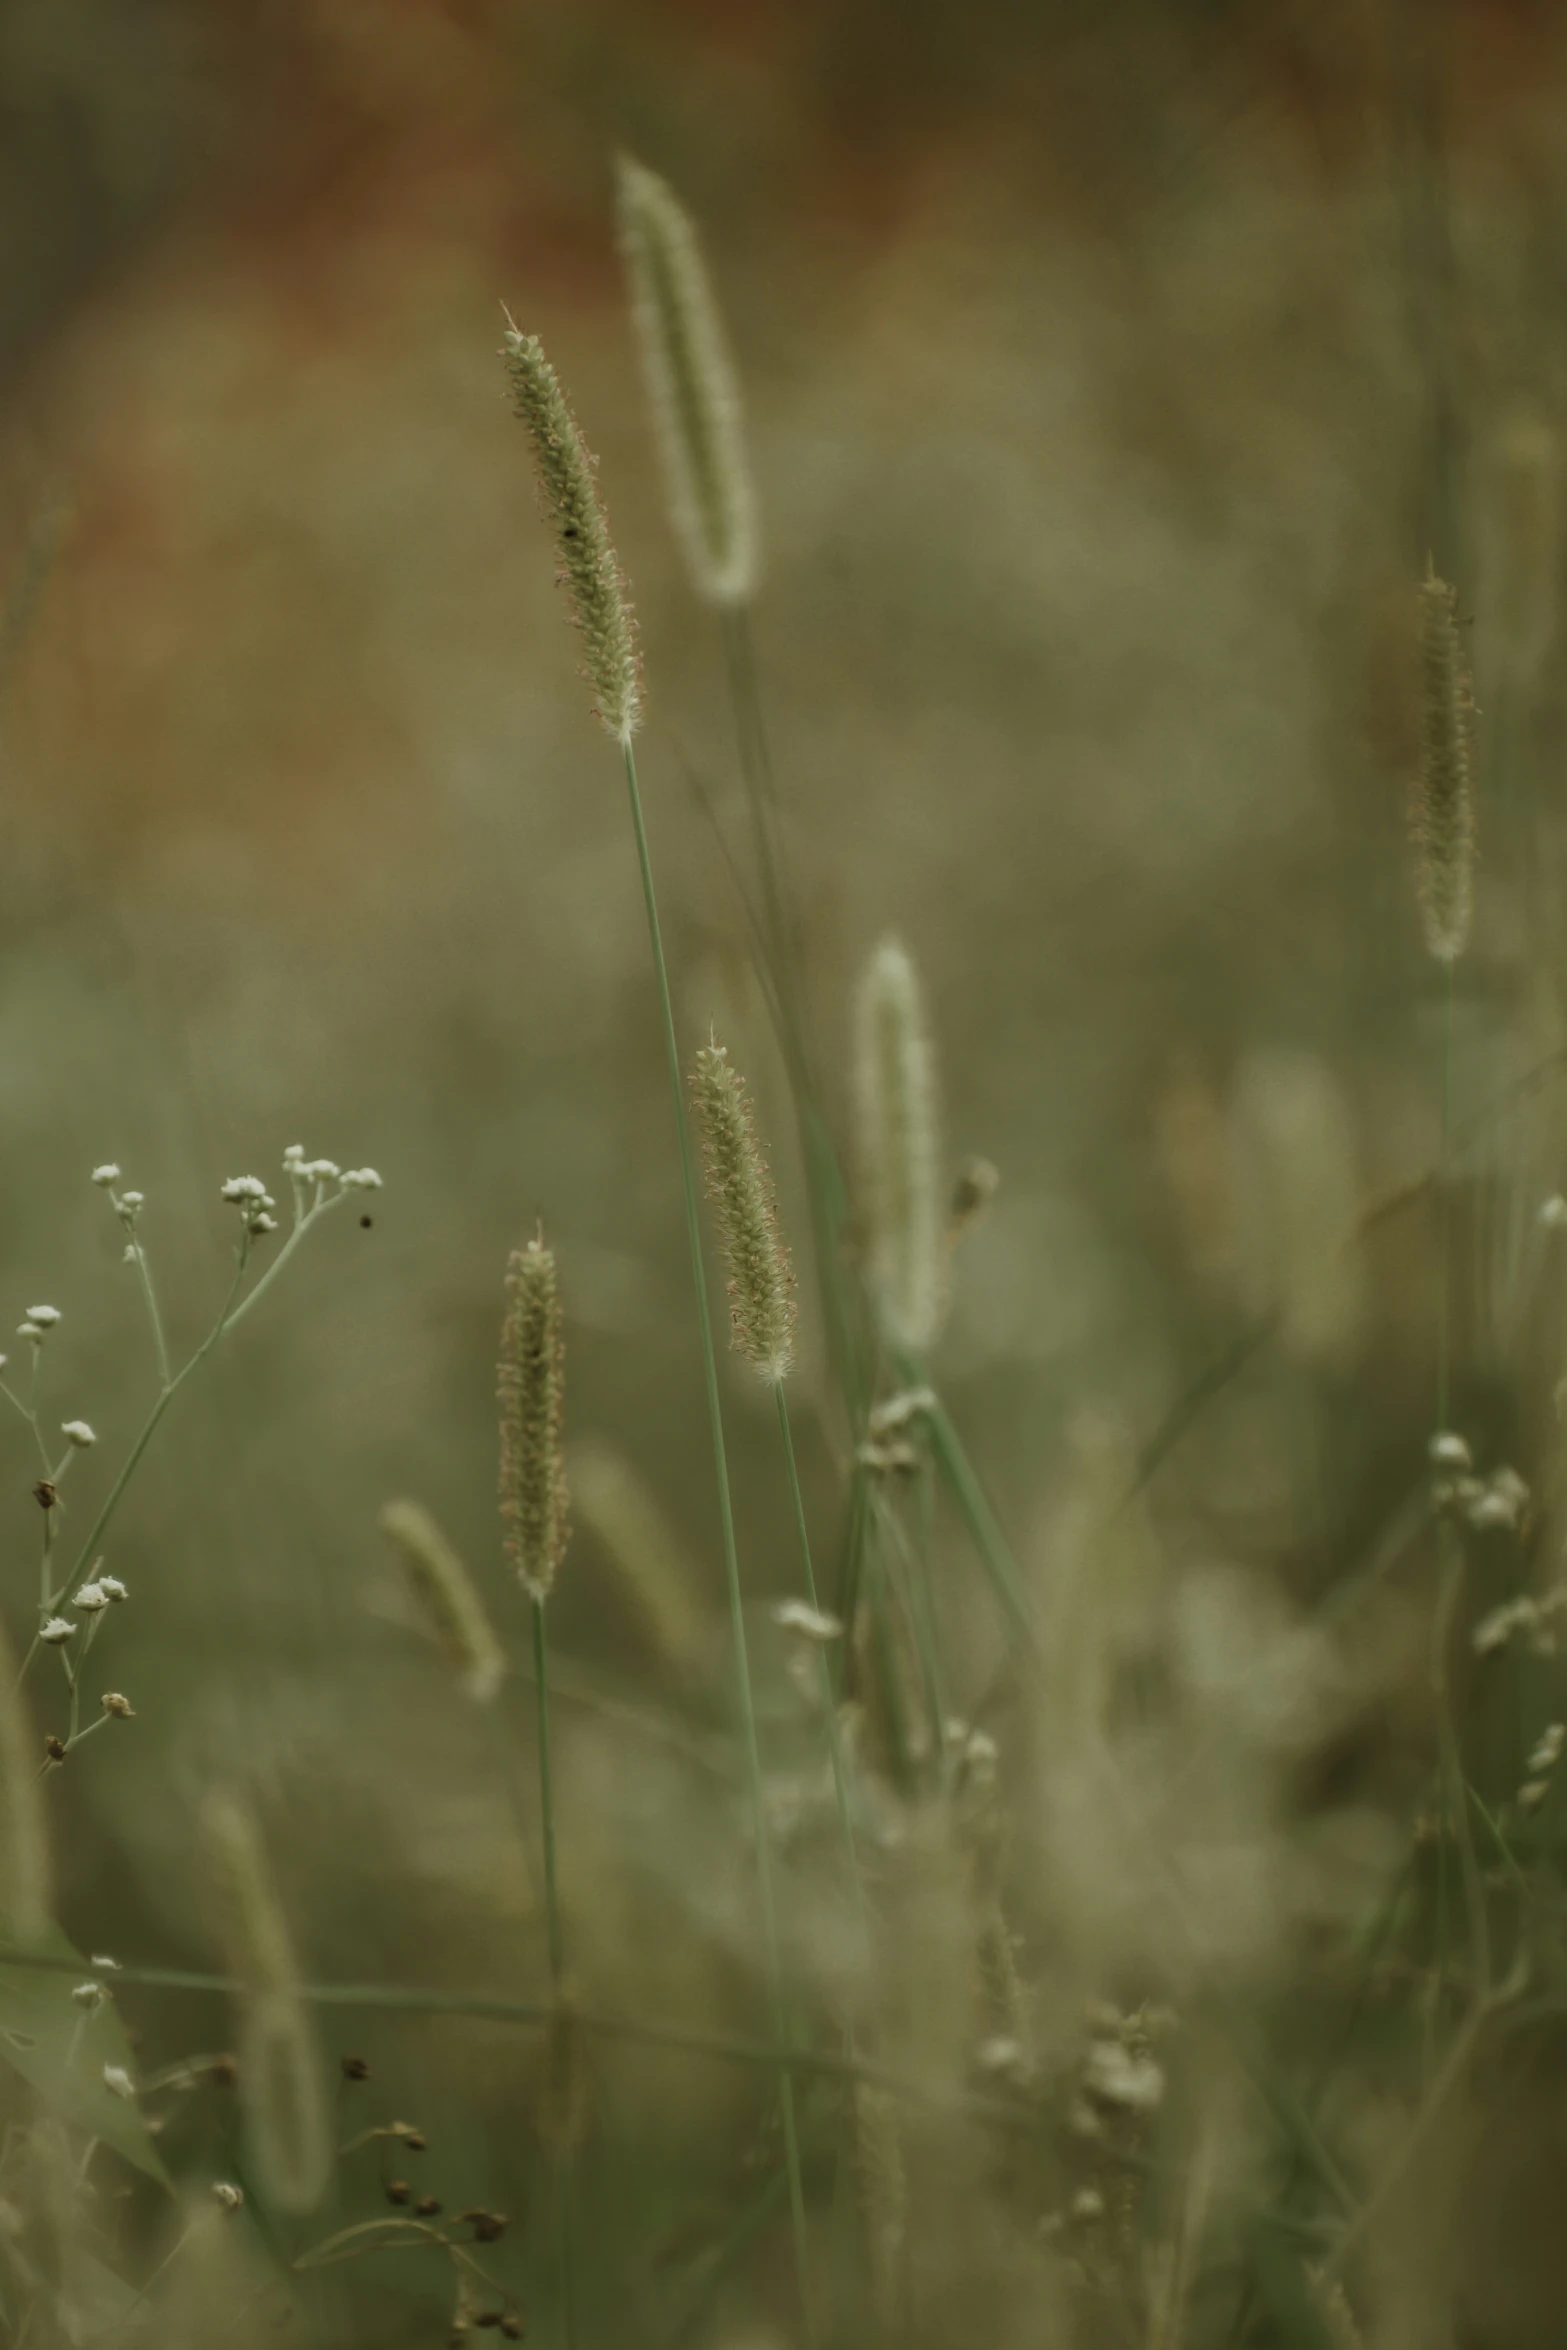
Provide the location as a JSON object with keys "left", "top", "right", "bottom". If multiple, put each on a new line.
{"left": 1438, "top": 959, "right": 1455, "bottom": 1428}
{"left": 620, "top": 737, "right": 814, "bottom": 2336}
{"left": 774, "top": 1383, "right": 869, "bottom": 1944}
{"left": 531, "top": 1596, "right": 564, "bottom": 1989}
{"left": 531, "top": 1588, "right": 573, "bottom": 2348}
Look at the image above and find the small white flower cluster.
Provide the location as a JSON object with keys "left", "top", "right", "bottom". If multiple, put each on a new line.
{"left": 219, "top": 1174, "right": 278, "bottom": 1237}
{"left": 770, "top": 1599, "right": 843, "bottom": 1644}
{"left": 941, "top": 1714, "right": 999, "bottom": 1789}
{"left": 17, "top": 1305, "right": 60, "bottom": 1345}
{"left": 1429, "top": 1433, "right": 1531, "bottom": 1533}
{"left": 1472, "top": 1586, "right": 1567, "bottom": 1659}
{"left": 74, "top": 1576, "right": 127, "bottom": 1612}
{"left": 91, "top": 1165, "right": 148, "bottom": 1266}
{"left": 1518, "top": 1721, "right": 1566, "bottom": 1814}
{"left": 1068, "top": 2004, "right": 1174, "bottom": 2140}
{"left": 282, "top": 1145, "right": 382, "bottom": 1195}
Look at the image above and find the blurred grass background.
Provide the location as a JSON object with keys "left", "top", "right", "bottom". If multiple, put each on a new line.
{"left": 3, "top": 0, "right": 1567, "bottom": 2338}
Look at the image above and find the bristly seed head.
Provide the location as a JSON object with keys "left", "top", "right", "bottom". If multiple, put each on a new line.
{"left": 853, "top": 936, "right": 944, "bottom": 1354}
{"left": 690, "top": 1039, "right": 796, "bottom": 1381}
{"left": 498, "top": 1236, "right": 569, "bottom": 1602}
{"left": 501, "top": 318, "right": 643, "bottom": 744}
{"left": 616, "top": 155, "right": 758, "bottom": 607}
{"left": 379, "top": 1498, "right": 506, "bottom": 1703}
{"left": 1412, "top": 561, "right": 1476, "bottom": 963}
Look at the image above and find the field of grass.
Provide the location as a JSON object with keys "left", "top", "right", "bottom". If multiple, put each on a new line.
{"left": 2, "top": 5, "right": 1567, "bottom": 2345}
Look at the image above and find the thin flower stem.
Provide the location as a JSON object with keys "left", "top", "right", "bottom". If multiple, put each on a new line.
{"left": 128, "top": 1241, "right": 171, "bottom": 1393}
{"left": 1438, "top": 958, "right": 1455, "bottom": 1428}
{"left": 774, "top": 1382, "right": 869, "bottom": 1943}
{"left": 621, "top": 735, "right": 814, "bottom": 2339}
{"left": 531, "top": 1595, "right": 564, "bottom": 1990}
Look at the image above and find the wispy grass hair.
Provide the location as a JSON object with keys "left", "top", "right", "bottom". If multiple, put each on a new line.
{"left": 379, "top": 1498, "right": 506, "bottom": 1703}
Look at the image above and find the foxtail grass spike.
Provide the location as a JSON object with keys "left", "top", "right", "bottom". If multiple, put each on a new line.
{"left": 502, "top": 318, "right": 643, "bottom": 742}
{"left": 571, "top": 1439, "right": 713, "bottom": 1683}
{"left": 202, "top": 1792, "right": 331, "bottom": 2214}
{"left": 499, "top": 1235, "right": 569, "bottom": 1601}
{"left": 616, "top": 156, "right": 758, "bottom": 607}
{"left": 379, "top": 1499, "right": 506, "bottom": 1703}
{"left": 691, "top": 1037, "right": 796, "bottom": 1380}
{"left": 1412, "top": 561, "right": 1476, "bottom": 963}
{"left": 854, "top": 936, "right": 943, "bottom": 1352}
{"left": 0, "top": 1613, "right": 50, "bottom": 1946}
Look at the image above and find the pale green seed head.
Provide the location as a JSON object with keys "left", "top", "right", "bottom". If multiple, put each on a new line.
{"left": 502, "top": 319, "right": 643, "bottom": 742}
{"left": 617, "top": 156, "right": 758, "bottom": 607}
{"left": 499, "top": 1236, "right": 569, "bottom": 1601}
{"left": 854, "top": 936, "right": 943, "bottom": 1353}
{"left": 1412, "top": 561, "right": 1475, "bottom": 964}
{"left": 691, "top": 1038, "right": 796, "bottom": 1381}
{"left": 380, "top": 1499, "right": 506, "bottom": 1704}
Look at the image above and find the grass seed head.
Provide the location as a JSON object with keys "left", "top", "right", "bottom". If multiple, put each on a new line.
{"left": 202, "top": 1793, "right": 330, "bottom": 2215}
{"left": 501, "top": 320, "right": 643, "bottom": 743}
{"left": 690, "top": 1038, "right": 796, "bottom": 1381}
{"left": 616, "top": 155, "right": 758, "bottom": 606}
{"left": 498, "top": 1235, "right": 569, "bottom": 1601}
{"left": 1412, "top": 561, "right": 1476, "bottom": 963}
{"left": 0, "top": 1609, "right": 50, "bottom": 1945}
{"left": 854, "top": 935, "right": 944, "bottom": 1353}
{"left": 379, "top": 1498, "right": 506, "bottom": 1703}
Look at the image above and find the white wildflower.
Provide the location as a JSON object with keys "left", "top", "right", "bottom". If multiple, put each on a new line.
{"left": 770, "top": 1600, "right": 844, "bottom": 1643}
{"left": 1430, "top": 1430, "right": 1471, "bottom": 1470}
{"left": 220, "top": 1177, "right": 267, "bottom": 1204}
{"left": 97, "top": 1577, "right": 127, "bottom": 1603}
{"left": 305, "top": 1159, "right": 340, "bottom": 1183}
{"left": 91, "top": 1165, "right": 120, "bottom": 1187}
{"left": 1083, "top": 2038, "right": 1166, "bottom": 2112}
{"left": 71, "top": 1981, "right": 104, "bottom": 2009}
{"left": 342, "top": 1167, "right": 382, "bottom": 1190}
{"left": 73, "top": 1584, "right": 109, "bottom": 1613}
{"left": 61, "top": 1421, "right": 96, "bottom": 1448}
{"left": 101, "top": 2065, "right": 135, "bottom": 2100}
{"left": 212, "top": 2181, "right": 244, "bottom": 2212}
{"left": 248, "top": 1213, "right": 278, "bottom": 1236}
{"left": 39, "top": 1618, "right": 74, "bottom": 1645}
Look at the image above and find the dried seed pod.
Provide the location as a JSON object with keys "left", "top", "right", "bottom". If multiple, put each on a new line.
{"left": 690, "top": 1038, "right": 796, "bottom": 1381}
{"left": 379, "top": 1499, "right": 506, "bottom": 1703}
{"left": 617, "top": 156, "right": 758, "bottom": 606}
{"left": 498, "top": 1237, "right": 569, "bottom": 1602}
{"left": 1411, "top": 561, "right": 1476, "bottom": 963}
{"left": 502, "top": 322, "right": 642, "bottom": 743}
{"left": 854, "top": 937, "right": 943, "bottom": 1353}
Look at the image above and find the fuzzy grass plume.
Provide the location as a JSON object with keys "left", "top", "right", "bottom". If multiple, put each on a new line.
{"left": 499, "top": 1235, "right": 569, "bottom": 1601}
{"left": 854, "top": 936, "right": 943, "bottom": 1353}
{"left": 1412, "top": 561, "right": 1476, "bottom": 963}
{"left": 502, "top": 318, "right": 642, "bottom": 742}
{"left": 571, "top": 1438, "right": 713, "bottom": 1682}
{"left": 202, "top": 1791, "right": 331, "bottom": 2215}
{"left": 616, "top": 156, "right": 757, "bottom": 606}
{"left": 690, "top": 1037, "right": 796, "bottom": 1380}
{"left": 379, "top": 1498, "right": 506, "bottom": 1703}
